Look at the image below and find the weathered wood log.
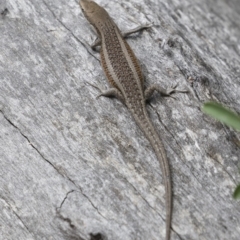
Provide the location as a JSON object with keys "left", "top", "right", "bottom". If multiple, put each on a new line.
{"left": 1, "top": 0, "right": 240, "bottom": 239}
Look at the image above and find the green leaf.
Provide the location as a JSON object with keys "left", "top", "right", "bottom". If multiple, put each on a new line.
{"left": 233, "top": 185, "right": 240, "bottom": 199}
{"left": 202, "top": 102, "right": 240, "bottom": 131}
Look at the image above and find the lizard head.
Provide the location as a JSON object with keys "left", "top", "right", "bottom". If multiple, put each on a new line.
{"left": 79, "top": 0, "right": 110, "bottom": 29}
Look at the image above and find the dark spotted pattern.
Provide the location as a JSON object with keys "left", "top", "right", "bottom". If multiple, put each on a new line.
{"left": 100, "top": 20, "right": 145, "bottom": 117}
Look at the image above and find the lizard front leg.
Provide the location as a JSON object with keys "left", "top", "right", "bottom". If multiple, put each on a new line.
{"left": 91, "top": 24, "right": 151, "bottom": 50}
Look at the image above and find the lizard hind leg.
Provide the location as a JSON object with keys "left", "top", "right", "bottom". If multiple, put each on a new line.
{"left": 96, "top": 87, "right": 125, "bottom": 103}
{"left": 144, "top": 83, "right": 188, "bottom": 101}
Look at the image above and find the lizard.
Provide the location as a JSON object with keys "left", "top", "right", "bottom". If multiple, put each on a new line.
{"left": 79, "top": 0, "right": 186, "bottom": 239}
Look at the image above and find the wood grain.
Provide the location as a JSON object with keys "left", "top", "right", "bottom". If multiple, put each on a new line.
{"left": 0, "top": 0, "right": 240, "bottom": 239}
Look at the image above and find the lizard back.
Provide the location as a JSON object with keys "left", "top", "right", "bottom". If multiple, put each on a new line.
{"left": 100, "top": 20, "right": 146, "bottom": 112}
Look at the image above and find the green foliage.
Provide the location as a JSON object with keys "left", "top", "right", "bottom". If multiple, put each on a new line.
{"left": 202, "top": 102, "right": 240, "bottom": 131}
{"left": 202, "top": 102, "right": 240, "bottom": 200}
{"left": 233, "top": 185, "right": 240, "bottom": 199}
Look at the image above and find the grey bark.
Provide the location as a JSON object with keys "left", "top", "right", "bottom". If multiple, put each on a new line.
{"left": 1, "top": 0, "right": 240, "bottom": 239}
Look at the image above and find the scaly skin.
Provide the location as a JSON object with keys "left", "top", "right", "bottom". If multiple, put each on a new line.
{"left": 79, "top": 1, "right": 178, "bottom": 239}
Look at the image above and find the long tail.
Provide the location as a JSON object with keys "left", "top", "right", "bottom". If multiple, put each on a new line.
{"left": 133, "top": 111, "right": 172, "bottom": 240}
